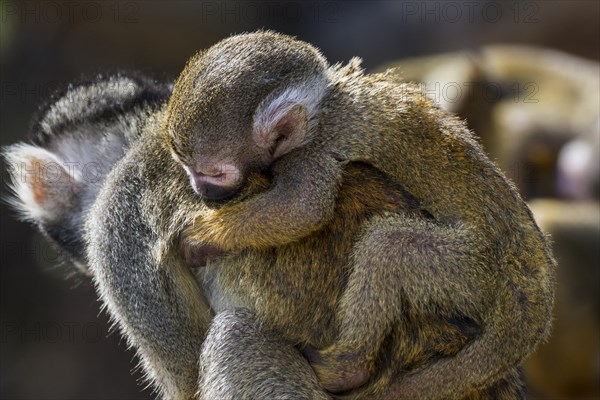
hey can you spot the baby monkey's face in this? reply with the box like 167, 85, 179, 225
166, 118, 280, 201
164, 32, 329, 201
165, 85, 316, 202
165, 84, 273, 201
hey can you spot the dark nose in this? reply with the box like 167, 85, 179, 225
193, 181, 237, 201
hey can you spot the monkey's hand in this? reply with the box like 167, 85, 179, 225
303, 343, 373, 393
187, 151, 344, 251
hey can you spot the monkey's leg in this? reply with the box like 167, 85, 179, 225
199, 308, 331, 400
310, 216, 549, 400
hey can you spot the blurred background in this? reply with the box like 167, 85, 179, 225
0, 1, 598, 399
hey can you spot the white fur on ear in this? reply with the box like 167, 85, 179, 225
252, 73, 329, 158
3, 144, 80, 222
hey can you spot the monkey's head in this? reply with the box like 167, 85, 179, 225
165, 31, 330, 200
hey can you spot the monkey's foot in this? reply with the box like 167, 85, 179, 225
303, 345, 371, 393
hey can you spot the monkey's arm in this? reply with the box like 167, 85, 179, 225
188, 149, 344, 251
312, 216, 553, 399
86, 146, 211, 400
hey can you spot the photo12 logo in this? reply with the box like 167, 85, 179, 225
400, 1, 540, 24
1, 1, 140, 24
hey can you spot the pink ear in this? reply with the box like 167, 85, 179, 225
252, 74, 328, 160
4, 144, 80, 221
253, 99, 308, 160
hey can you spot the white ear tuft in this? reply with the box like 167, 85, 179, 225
253, 73, 328, 159
3, 144, 80, 222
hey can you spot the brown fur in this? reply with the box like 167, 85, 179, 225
163, 32, 554, 399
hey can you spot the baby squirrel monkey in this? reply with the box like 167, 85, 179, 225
165, 31, 555, 398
